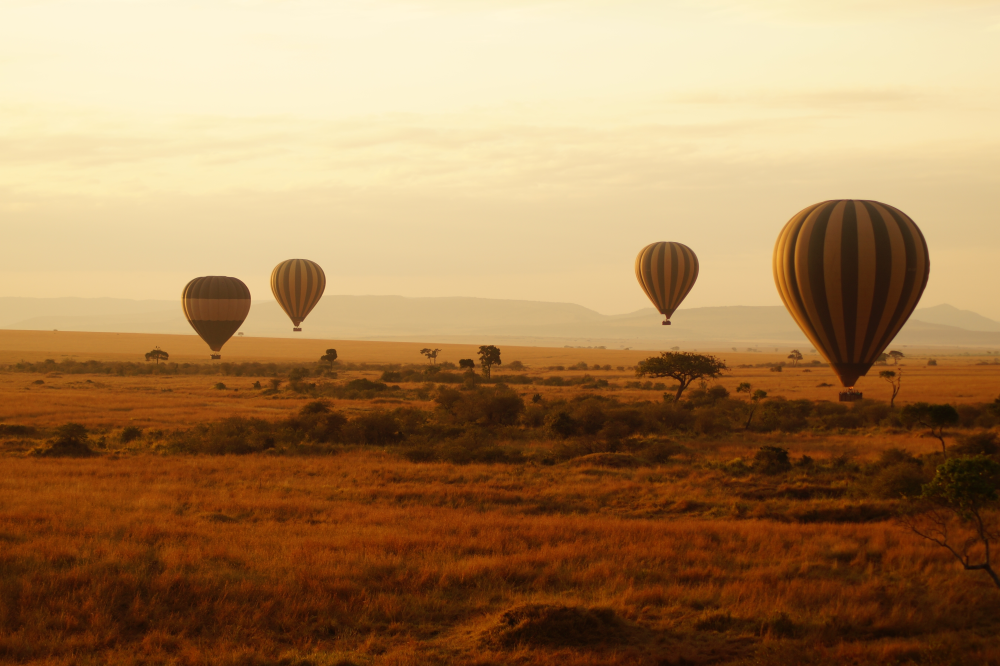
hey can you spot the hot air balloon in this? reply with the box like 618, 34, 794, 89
181, 276, 251, 359
635, 242, 699, 325
270, 259, 326, 332
773, 200, 929, 399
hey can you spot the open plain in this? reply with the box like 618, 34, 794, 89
2, 331, 1000, 665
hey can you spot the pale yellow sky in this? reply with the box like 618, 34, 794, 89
2, 0, 999, 316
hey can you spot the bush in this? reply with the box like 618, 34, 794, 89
435, 385, 525, 426
342, 411, 403, 446
869, 463, 928, 498
548, 411, 579, 438
954, 430, 1000, 456
119, 426, 143, 444
754, 398, 811, 432
34, 423, 94, 457
753, 446, 792, 474
173, 417, 277, 455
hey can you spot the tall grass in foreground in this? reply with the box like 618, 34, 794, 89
1, 454, 998, 665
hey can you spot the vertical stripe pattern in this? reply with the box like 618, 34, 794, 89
181, 276, 252, 353
635, 242, 700, 323
270, 259, 326, 329
773, 200, 930, 388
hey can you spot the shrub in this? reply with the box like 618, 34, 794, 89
342, 411, 403, 446
522, 405, 546, 428
214, 382, 227, 390
175, 417, 277, 455
300, 400, 331, 415
954, 430, 1000, 457
755, 398, 811, 432
869, 463, 928, 498
753, 446, 792, 474
119, 426, 143, 444
548, 411, 579, 438
34, 423, 94, 457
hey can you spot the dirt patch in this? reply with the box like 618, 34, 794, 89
482, 604, 643, 648
570, 452, 641, 468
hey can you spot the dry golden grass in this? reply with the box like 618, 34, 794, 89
4, 333, 1000, 663
2, 452, 999, 665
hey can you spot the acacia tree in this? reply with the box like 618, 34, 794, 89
901, 456, 1000, 589
879, 369, 902, 408
420, 348, 442, 365
736, 382, 767, 430
903, 402, 960, 456
144, 347, 169, 364
889, 350, 905, 365
787, 349, 803, 367
636, 351, 728, 402
478, 345, 501, 379
320, 349, 338, 369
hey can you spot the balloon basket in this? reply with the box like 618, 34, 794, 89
839, 390, 863, 402
211, 354, 221, 360
662, 320, 671, 326
293, 328, 302, 332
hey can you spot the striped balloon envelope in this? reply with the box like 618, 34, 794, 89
181, 276, 252, 359
270, 259, 326, 331
635, 242, 699, 325
773, 200, 930, 388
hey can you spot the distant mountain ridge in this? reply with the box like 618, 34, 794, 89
1, 296, 999, 350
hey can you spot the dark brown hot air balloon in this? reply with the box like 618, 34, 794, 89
181, 276, 251, 359
270, 259, 326, 332
773, 200, 929, 393
635, 242, 699, 325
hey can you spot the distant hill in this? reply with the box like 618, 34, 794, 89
3, 296, 1000, 350
909, 303, 1000, 332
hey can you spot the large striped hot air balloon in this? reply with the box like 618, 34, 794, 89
270, 259, 326, 332
635, 242, 699, 325
181, 276, 251, 359
773, 200, 930, 391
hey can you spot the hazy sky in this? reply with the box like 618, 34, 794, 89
3, 0, 999, 316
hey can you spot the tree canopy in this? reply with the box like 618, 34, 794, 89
477, 345, 502, 379
636, 351, 728, 402
144, 347, 169, 364
320, 349, 338, 369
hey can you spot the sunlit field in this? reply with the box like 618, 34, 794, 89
3, 331, 1000, 664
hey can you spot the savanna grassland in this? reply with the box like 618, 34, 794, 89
3, 332, 1000, 665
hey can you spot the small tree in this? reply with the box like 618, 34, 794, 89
145, 347, 169, 364
636, 352, 728, 402
737, 382, 767, 430
875, 353, 890, 365
420, 348, 442, 365
787, 349, 803, 367
879, 369, 902, 408
320, 349, 338, 369
901, 456, 1000, 589
478, 345, 502, 379
903, 403, 960, 456
889, 350, 905, 365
